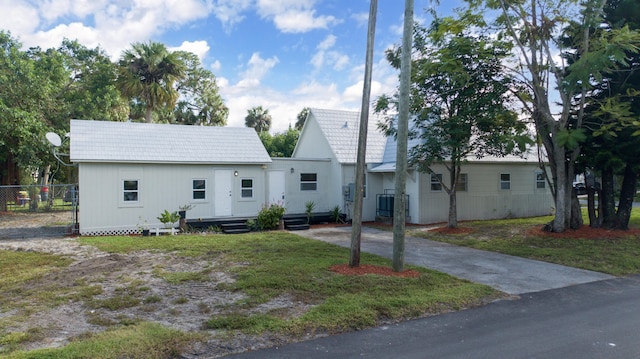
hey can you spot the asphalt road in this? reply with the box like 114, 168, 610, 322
230, 275, 640, 359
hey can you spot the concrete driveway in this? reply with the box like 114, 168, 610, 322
295, 226, 614, 295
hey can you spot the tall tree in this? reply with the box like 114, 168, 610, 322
575, 0, 640, 229
377, 11, 531, 229
467, 0, 640, 232
259, 128, 299, 157
245, 106, 272, 133
173, 51, 228, 126
57, 39, 129, 124
295, 107, 310, 130
0, 32, 64, 185
117, 41, 185, 123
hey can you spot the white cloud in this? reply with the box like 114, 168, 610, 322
351, 12, 369, 28
7, 0, 211, 60
236, 52, 279, 88
210, 60, 222, 72
311, 35, 349, 71
256, 0, 340, 33
1, 2, 40, 34
169, 40, 210, 61
210, 0, 252, 31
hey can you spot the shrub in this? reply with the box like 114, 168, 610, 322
305, 201, 316, 224
257, 203, 286, 230
329, 205, 342, 223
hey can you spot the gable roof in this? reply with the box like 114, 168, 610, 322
300, 108, 387, 164
70, 120, 271, 164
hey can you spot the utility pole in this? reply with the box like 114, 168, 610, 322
350, 0, 378, 268
393, 0, 414, 272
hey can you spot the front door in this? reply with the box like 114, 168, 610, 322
214, 170, 232, 216
268, 171, 286, 207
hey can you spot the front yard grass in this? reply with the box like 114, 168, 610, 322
1, 232, 500, 358
409, 212, 640, 276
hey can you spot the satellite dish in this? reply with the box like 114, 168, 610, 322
46, 132, 62, 147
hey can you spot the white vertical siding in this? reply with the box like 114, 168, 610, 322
78, 163, 269, 235
417, 163, 554, 224
268, 158, 332, 215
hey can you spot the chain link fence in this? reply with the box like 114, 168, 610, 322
0, 184, 77, 212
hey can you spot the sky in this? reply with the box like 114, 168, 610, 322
3, 0, 463, 133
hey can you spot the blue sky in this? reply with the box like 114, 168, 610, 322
4, 0, 462, 132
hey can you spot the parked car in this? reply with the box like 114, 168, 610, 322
573, 182, 587, 195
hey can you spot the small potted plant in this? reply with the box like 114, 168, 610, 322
178, 204, 194, 219
157, 210, 180, 229
137, 216, 150, 236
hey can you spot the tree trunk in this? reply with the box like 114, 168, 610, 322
145, 106, 153, 123
600, 167, 617, 229
551, 148, 569, 232
587, 185, 602, 228
570, 194, 583, 229
616, 164, 638, 230
448, 190, 458, 228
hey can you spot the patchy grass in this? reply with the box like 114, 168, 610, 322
5, 322, 202, 359
80, 232, 500, 335
1, 231, 501, 357
409, 212, 640, 276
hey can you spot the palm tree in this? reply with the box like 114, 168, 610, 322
245, 106, 272, 133
118, 41, 185, 123
295, 107, 310, 130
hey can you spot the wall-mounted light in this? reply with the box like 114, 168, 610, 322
290, 168, 294, 174
261, 164, 268, 169
234, 170, 239, 177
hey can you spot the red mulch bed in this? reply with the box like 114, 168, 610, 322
527, 226, 640, 239
329, 263, 420, 278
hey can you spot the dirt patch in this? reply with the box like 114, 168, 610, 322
330, 264, 420, 278
0, 212, 314, 358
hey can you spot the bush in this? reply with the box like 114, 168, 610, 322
257, 203, 285, 230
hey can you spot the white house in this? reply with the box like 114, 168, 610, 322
70, 120, 273, 235
294, 108, 555, 224
70, 109, 554, 235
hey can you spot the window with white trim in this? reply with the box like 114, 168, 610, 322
193, 179, 206, 200
535, 172, 546, 189
241, 179, 253, 198
455, 173, 468, 192
300, 173, 317, 191
123, 180, 139, 202
500, 173, 511, 190
431, 174, 442, 191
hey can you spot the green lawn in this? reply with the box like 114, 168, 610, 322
1, 232, 500, 358
409, 211, 640, 276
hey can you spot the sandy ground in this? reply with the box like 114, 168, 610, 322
0, 211, 311, 358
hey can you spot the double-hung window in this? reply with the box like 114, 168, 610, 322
455, 173, 468, 192
193, 179, 206, 200
535, 172, 546, 189
500, 174, 511, 190
241, 179, 253, 198
430, 174, 442, 191
300, 173, 317, 191
123, 180, 139, 202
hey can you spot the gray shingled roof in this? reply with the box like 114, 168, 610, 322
309, 108, 387, 164
70, 120, 272, 164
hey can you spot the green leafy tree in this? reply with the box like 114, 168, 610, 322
573, 0, 640, 229
0, 32, 63, 186
295, 107, 310, 130
259, 128, 299, 157
245, 106, 272, 133
376, 11, 531, 228
57, 39, 129, 123
172, 51, 228, 126
466, 0, 640, 232
117, 41, 185, 123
